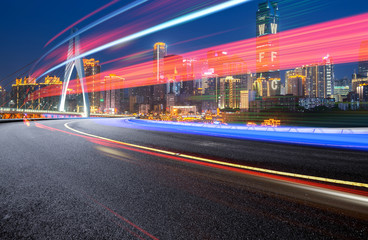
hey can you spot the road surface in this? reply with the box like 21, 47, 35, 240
0, 118, 367, 239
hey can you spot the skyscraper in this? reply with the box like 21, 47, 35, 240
11, 77, 37, 109
83, 58, 101, 113
219, 76, 241, 109
153, 42, 167, 83
285, 68, 306, 97
38, 75, 62, 110
152, 42, 167, 113
104, 74, 125, 114
256, 0, 280, 96
358, 40, 368, 78
322, 54, 334, 97
0, 86, 7, 107
304, 55, 334, 98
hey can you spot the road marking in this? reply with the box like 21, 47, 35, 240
64, 122, 368, 189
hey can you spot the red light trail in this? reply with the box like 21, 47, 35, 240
29, 12, 368, 101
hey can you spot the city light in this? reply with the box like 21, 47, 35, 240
1, 1, 368, 238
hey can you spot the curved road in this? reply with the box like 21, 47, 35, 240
0, 118, 367, 239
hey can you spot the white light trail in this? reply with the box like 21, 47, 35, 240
31, 0, 148, 76
36, 0, 251, 80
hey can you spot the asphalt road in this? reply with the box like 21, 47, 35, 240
0, 118, 367, 239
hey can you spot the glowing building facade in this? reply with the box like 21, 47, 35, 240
11, 77, 37, 109
285, 68, 306, 97
304, 55, 334, 98
219, 76, 241, 109
256, 0, 280, 96
83, 58, 101, 113
38, 76, 62, 111
152, 42, 168, 113
358, 40, 368, 78
104, 74, 125, 114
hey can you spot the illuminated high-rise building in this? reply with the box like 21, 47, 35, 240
357, 84, 368, 102
322, 54, 334, 97
38, 75, 62, 110
358, 40, 368, 78
0, 86, 7, 107
256, 0, 279, 37
153, 42, 167, 82
256, 0, 280, 96
219, 76, 241, 109
104, 74, 125, 114
152, 42, 168, 113
11, 77, 38, 109
83, 58, 101, 113
164, 54, 183, 95
285, 68, 306, 97
304, 55, 334, 98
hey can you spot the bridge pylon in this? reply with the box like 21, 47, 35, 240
59, 28, 90, 117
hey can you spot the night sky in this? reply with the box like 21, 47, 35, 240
1, 0, 368, 88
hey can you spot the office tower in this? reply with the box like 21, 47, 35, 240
153, 42, 167, 83
83, 58, 101, 113
357, 84, 368, 102
182, 58, 197, 95
152, 42, 167, 113
164, 54, 183, 95
304, 64, 326, 98
256, 0, 280, 96
38, 75, 62, 110
219, 76, 241, 109
240, 90, 256, 111
0, 86, 7, 107
285, 68, 306, 96
304, 55, 334, 98
352, 73, 368, 93
358, 40, 368, 78
11, 77, 38, 109
322, 54, 334, 97
104, 74, 124, 114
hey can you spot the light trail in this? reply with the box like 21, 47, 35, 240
35, 0, 252, 81
64, 120, 368, 189
98, 117, 368, 150
31, 0, 148, 77
33, 121, 368, 217
28, 11, 368, 102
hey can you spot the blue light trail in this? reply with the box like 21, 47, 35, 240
94, 118, 368, 151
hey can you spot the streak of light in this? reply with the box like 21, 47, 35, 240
120, 119, 368, 151
33, 121, 368, 216
44, 0, 120, 47
63, 121, 368, 191
28, 11, 368, 101
101, 28, 239, 66
31, 0, 147, 77
35, 0, 252, 80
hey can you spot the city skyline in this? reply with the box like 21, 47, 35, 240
2, 0, 368, 116
1, 0, 368, 86
1, 2, 368, 238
